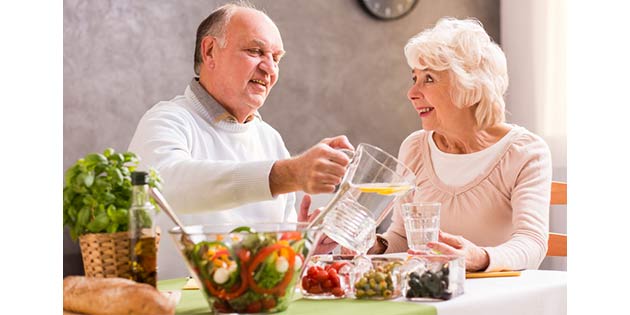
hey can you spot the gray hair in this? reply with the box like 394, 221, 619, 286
404, 17, 508, 129
193, 1, 256, 75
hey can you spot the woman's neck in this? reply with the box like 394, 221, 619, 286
432, 123, 512, 154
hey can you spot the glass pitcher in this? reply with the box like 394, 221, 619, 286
308, 143, 415, 257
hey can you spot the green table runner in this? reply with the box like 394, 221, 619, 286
159, 278, 436, 315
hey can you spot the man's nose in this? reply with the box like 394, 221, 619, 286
259, 55, 278, 76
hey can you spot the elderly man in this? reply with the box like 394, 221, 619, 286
128, 2, 352, 230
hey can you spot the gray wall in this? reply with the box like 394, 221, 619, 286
63, 0, 500, 277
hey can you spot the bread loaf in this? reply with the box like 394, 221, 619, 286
63, 276, 175, 315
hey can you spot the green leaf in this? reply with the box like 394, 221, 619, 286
86, 211, 109, 232
85, 153, 107, 165
123, 152, 137, 162
103, 148, 115, 157
112, 168, 123, 185
110, 153, 124, 163
106, 204, 116, 220
107, 223, 119, 233
77, 207, 90, 227
115, 209, 129, 225
83, 171, 95, 187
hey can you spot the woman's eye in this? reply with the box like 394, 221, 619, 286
425, 75, 434, 83
412, 76, 417, 83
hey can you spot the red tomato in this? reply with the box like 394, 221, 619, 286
322, 279, 333, 289
213, 300, 232, 313
331, 261, 349, 272
316, 270, 329, 282
307, 266, 318, 278
330, 275, 341, 288
327, 268, 338, 279
308, 284, 323, 294
301, 276, 311, 290
246, 301, 262, 313
262, 298, 276, 310
331, 287, 345, 297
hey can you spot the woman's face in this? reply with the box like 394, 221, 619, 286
407, 68, 468, 132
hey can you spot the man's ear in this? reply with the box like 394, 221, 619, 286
200, 36, 216, 69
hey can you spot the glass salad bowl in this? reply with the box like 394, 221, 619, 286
169, 223, 322, 314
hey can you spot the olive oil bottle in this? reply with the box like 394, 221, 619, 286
128, 171, 158, 287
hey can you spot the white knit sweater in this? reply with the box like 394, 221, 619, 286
128, 79, 297, 226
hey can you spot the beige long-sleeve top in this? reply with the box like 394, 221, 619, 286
381, 126, 552, 271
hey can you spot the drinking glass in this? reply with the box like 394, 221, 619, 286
401, 202, 441, 253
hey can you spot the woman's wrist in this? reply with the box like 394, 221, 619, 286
472, 248, 490, 271
368, 235, 389, 254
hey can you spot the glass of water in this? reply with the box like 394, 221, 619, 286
401, 202, 441, 253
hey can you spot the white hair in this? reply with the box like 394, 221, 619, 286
404, 17, 508, 129
193, 1, 257, 75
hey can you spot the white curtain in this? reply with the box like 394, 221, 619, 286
500, 0, 567, 173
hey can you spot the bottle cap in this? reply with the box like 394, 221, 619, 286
131, 171, 149, 185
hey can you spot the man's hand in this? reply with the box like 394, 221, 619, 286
298, 194, 338, 254
270, 135, 354, 195
413, 230, 490, 272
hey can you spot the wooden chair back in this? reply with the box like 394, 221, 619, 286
547, 181, 567, 256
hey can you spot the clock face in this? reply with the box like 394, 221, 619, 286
360, 0, 419, 20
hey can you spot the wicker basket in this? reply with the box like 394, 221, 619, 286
78, 229, 161, 278
79, 231, 131, 278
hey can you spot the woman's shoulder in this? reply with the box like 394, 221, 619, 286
400, 129, 429, 152
398, 130, 429, 170
507, 125, 551, 155
501, 125, 552, 173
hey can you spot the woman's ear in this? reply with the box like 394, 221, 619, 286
200, 36, 216, 69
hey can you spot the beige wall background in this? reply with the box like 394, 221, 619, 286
63, 0, 536, 277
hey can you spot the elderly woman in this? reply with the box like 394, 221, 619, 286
370, 17, 552, 272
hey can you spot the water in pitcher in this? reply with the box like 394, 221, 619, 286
322, 182, 413, 254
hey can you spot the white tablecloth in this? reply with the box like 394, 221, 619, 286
412, 270, 567, 315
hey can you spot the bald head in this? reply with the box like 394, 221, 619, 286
195, 4, 285, 123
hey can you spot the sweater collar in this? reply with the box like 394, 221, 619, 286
188, 77, 261, 124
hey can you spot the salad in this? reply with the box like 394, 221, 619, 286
184, 228, 308, 313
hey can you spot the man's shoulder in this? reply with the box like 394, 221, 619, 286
253, 118, 284, 140
144, 95, 195, 119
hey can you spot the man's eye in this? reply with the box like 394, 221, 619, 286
247, 48, 262, 55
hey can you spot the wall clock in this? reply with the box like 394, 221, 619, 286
359, 0, 419, 20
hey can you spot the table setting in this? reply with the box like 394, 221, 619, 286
62, 144, 566, 315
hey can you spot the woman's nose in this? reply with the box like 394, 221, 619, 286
407, 84, 422, 101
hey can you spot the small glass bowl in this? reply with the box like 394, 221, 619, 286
401, 254, 465, 301
300, 255, 353, 299
351, 257, 404, 300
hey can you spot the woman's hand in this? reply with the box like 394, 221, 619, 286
298, 195, 338, 254
424, 230, 490, 272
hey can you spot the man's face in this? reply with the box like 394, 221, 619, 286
210, 9, 285, 119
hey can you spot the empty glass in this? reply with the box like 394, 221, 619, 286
402, 202, 441, 253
